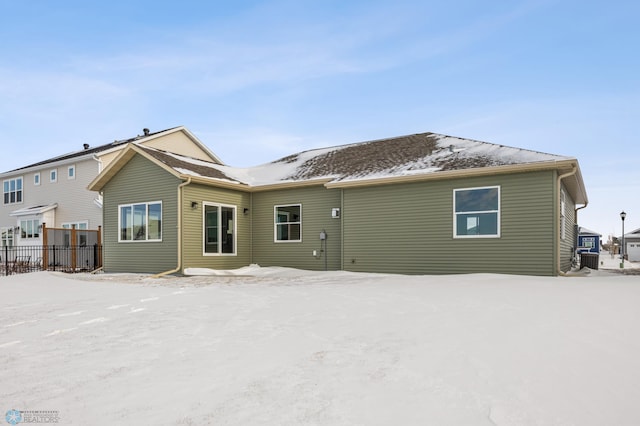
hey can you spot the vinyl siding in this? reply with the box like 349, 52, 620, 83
0, 158, 102, 231
342, 170, 558, 276
102, 155, 180, 273
144, 132, 215, 162
252, 186, 342, 270
559, 181, 577, 272
181, 184, 251, 270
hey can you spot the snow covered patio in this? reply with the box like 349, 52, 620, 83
1, 264, 640, 425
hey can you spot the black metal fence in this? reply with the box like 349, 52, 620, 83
1, 244, 102, 276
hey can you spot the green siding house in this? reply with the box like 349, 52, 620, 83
88, 132, 588, 276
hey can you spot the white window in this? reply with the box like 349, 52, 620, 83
50, 169, 57, 183
20, 219, 41, 239
34, 173, 40, 186
274, 204, 302, 242
1, 227, 15, 247
62, 221, 88, 230
454, 186, 500, 238
62, 222, 89, 247
68, 165, 76, 180
3, 177, 23, 204
119, 201, 162, 242
203, 203, 236, 255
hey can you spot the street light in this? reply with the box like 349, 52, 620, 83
620, 211, 627, 268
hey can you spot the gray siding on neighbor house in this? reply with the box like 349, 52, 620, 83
181, 184, 251, 271
251, 185, 342, 270
342, 170, 558, 276
102, 155, 180, 273
0, 158, 103, 231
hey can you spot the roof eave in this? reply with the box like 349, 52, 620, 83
183, 175, 251, 192
251, 178, 334, 192
88, 144, 183, 192
325, 159, 585, 190
1, 152, 98, 178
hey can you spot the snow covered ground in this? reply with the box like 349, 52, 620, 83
1, 255, 639, 425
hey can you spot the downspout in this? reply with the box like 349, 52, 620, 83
249, 193, 253, 265
340, 188, 344, 271
153, 177, 192, 278
556, 165, 577, 276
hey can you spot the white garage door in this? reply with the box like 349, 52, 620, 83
627, 242, 640, 262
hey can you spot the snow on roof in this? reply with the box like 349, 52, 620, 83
10, 203, 58, 217
579, 227, 602, 236
137, 132, 572, 188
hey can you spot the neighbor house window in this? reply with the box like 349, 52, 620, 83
1, 228, 15, 247
34, 173, 40, 186
203, 203, 236, 255
119, 201, 162, 242
68, 165, 76, 180
20, 219, 41, 239
3, 177, 23, 204
50, 169, 57, 183
454, 186, 500, 238
275, 204, 301, 242
582, 237, 594, 249
62, 222, 89, 246
62, 221, 88, 230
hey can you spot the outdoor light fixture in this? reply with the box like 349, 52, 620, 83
191, 201, 198, 209
243, 208, 249, 215
620, 211, 626, 267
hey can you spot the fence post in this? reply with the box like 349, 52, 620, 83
4, 245, 7, 276
42, 222, 48, 271
71, 225, 77, 272
52, 245, 56, 271
97, 226, 103, 269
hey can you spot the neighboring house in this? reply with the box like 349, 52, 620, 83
1, 127, 222, 248
624, 228, 640, 262
89, 131, 589, 276
577, 227, 601, 254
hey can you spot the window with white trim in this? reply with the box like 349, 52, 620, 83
203, 203, 236, 255
50, 169, 57, 183
34, 173, 40, 186
62, 222, 89, 247
68, 165, 76, 180
3, 177, 23, 204
454, 186, 500, 238
62, 221, 88, 230
1, 227, 15, 247
275, 204, 301, 242
119, 201, 162, 242
20, 219, 41, 239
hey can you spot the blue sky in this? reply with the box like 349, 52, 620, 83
1, 0, 638, 238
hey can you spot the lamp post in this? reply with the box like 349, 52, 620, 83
620, 211, 626, 268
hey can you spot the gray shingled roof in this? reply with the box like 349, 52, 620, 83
140, 132, 572, 187
137, 146, 240, 182
277, 132, 552, 181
